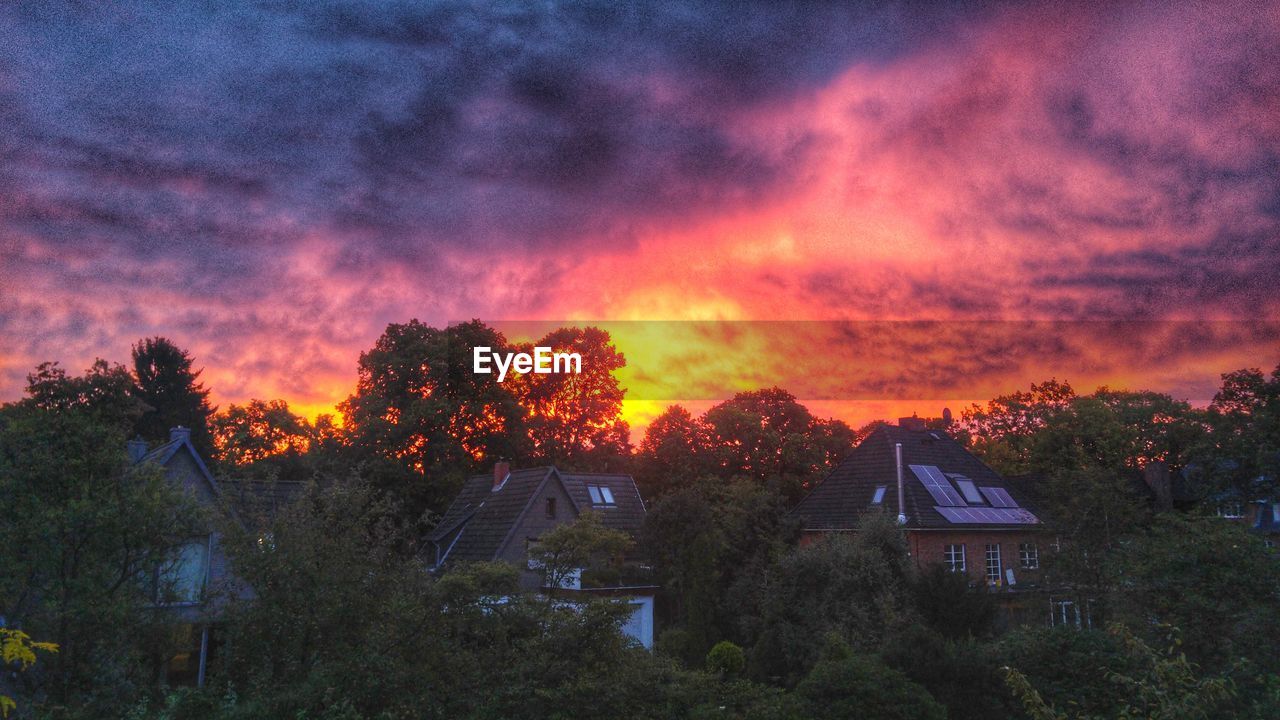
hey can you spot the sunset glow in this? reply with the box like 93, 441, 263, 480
2, 1, 1277, 436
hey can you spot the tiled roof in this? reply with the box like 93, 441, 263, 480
791, 424, 1045, 530
561, 471, 646, 533
221, 478, 307, 520
430, 466, 646, 566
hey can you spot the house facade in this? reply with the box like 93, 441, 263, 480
791, 418, 1057, 628
429, 463, 656, 648
128, 426, 241, 687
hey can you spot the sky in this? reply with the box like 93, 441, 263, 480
2, 1, 1278, 435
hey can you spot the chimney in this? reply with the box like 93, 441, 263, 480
493, 460, 511, 490
1143, 461, 1173, 512
169, 426, 191, 444
898, 416, 927, 432
895, 442, 907, 526
127, 437, 148, 463
942, 407, 953, 426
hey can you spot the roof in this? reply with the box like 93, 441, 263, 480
132, 435, 221, 500
221, 478, 307, 520
429, 466, 646, 566
791, 424, 1045, 531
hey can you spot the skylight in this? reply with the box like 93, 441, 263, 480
871, 486, 887, 504
950, 475, 984, 504
587, 485, 616, 506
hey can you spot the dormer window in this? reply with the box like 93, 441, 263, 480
587, 485, 615, 506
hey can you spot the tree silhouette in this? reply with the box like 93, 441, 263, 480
130, 337, 215, 458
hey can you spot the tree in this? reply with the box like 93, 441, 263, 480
1, 629, 58, 719
528, 511, 631, 591
215, 477, 454, 717
634, 389, 854, 504
1194, 363, 1280, 498
0, 361, 202, 714
961, 379, 1077, 475
211, 399, 313, 466
131, 337, 216, 458
340, 319, 530, 521
511, 326, 631, 470
634, 405, 711, 499
742, 516, 914, 684
1107, 514, 1280, 676
795, 639, 946, 720
642, 479, 795, 667
1004, 625, 1239, 720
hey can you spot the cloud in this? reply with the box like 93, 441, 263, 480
1, 0, 1277, 429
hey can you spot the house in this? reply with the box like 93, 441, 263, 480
127, 426, 242, 687
791, 417, 1058, 628
429, 462, 656, 648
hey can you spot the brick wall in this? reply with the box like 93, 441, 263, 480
907, 529, 1048, 588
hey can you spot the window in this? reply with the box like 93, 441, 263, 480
951, 476, 984, 504
587, 485, 616, 506
943, 544, 966, 572
871, 486, 887, 504
1050, 597, 1095, 629
157, 537, 209, 605
985, 543, 1002, 585
1217, 502, 1244, 519
1019, 542, 1039, 570
545, 496, 557, 518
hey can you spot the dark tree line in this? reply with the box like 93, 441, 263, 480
4, 326, 1280, 719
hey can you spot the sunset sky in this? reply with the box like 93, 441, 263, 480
2, 1, 1278, 435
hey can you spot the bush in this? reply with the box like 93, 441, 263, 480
706, 641, 747, 677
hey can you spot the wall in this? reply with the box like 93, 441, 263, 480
907, 529, 1048, 589
497, 475, 580, 590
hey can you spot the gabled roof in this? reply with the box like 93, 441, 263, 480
132, 435, 221, 499
792, 424, 1045, 530
430, 466, 646, 567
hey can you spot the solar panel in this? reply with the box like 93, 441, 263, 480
935, 506, 1040, 524
909, 465, 967, 507
979, 487, 1017, 508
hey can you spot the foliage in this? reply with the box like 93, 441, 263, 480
1107, 513, 1280, 675
961, 379, 1077, 474
794, 639, 946, 720
642, 479, 795, 666
912, 562, 997, 640
131, 337, 216, 459
881, 625, 1012, 720
1195, 363, 1280, 498
510, 326, 632, 470
741, 515, 914, 685
1, 628, 58, 719
215, 476, 447, 714
706, 641, 746, 677
529, 511, 631, 591
211, 399, 314, 467
1004, 624, 1239, 720
339, 319, 531, 519
634, 389, 853, 502
997, 626, 1136, 718
0, 360, 204, 716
